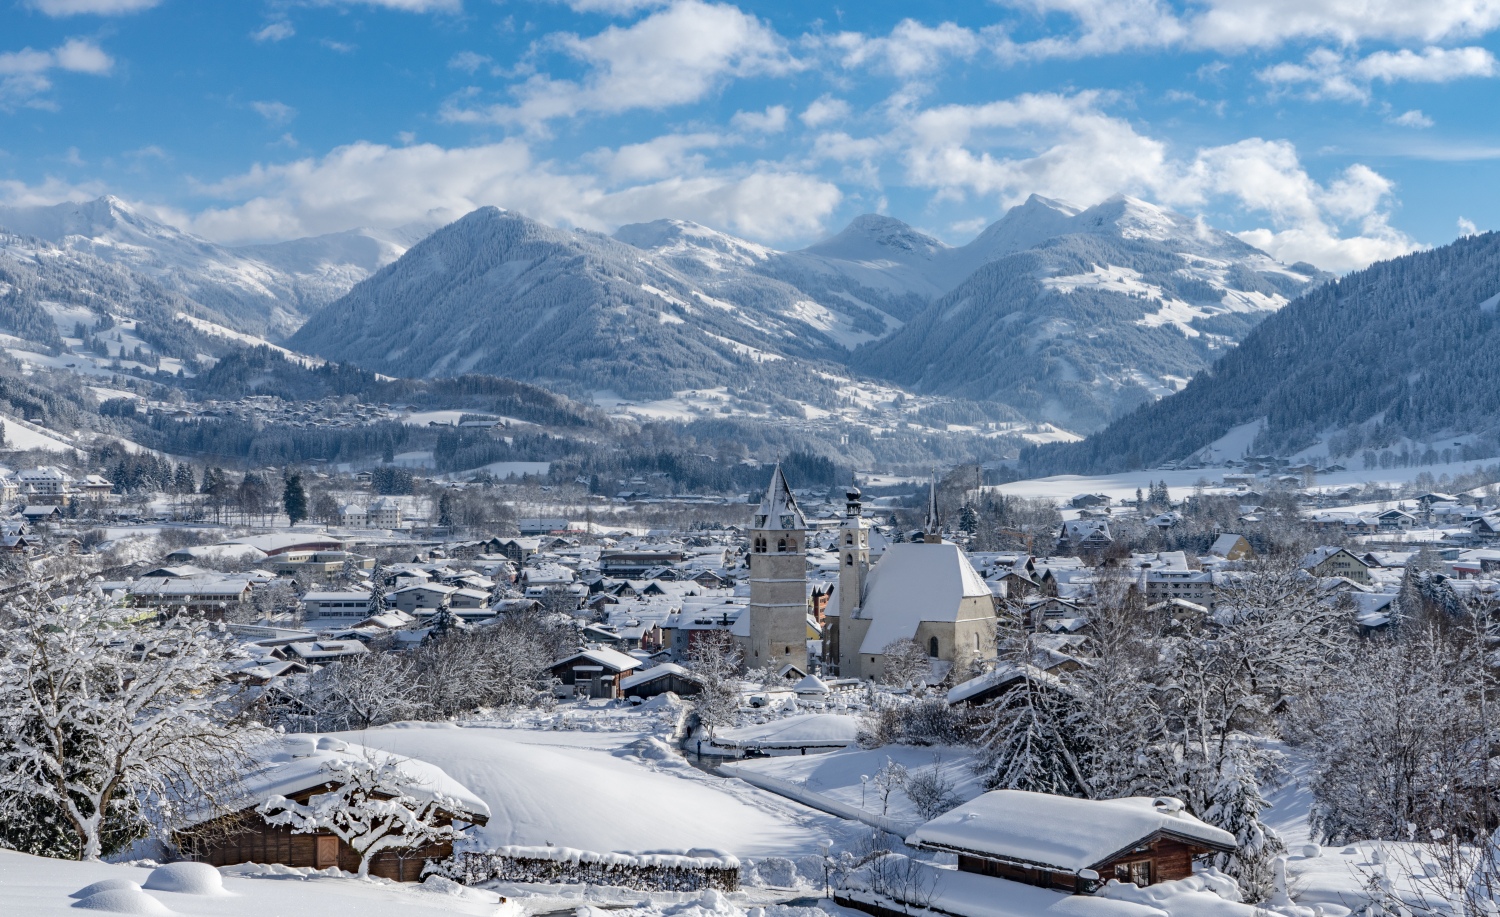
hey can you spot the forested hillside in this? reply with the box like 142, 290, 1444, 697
1023, 231, 1500, 473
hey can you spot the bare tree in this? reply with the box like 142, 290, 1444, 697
684, 631, 742, 737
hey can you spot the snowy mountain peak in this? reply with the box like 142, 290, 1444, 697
614, 219, 776, 266
799, 214, 948, 265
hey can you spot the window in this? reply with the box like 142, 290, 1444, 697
1115, 861, 1151, 887
778, 538, 787, 552
846, 555, 853, 566
928, 636, 939, 657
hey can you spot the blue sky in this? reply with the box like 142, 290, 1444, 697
3, 0, 1499, 270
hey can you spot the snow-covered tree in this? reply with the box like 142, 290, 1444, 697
368, 559, 389, 615
880, 638, 932, 692
258, 752, 469, 878
0, 590, 260, 860
976, 666, 1088, 796
684, 631, 741, 737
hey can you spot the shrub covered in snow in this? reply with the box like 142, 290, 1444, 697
439, 846, 741, 892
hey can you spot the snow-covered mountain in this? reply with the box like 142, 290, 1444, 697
0, 197, 424, 337
287, 207, 868, 401
854, 195, 1328, 431
197, 193, 1323, 432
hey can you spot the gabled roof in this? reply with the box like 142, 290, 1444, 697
553, 646, 642, 673
857, 542, 993, 654
907, 791, 1235, 872
752, 464, 807, 532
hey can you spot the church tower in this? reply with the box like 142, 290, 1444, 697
832, 486, 870, 676
747, 464, 809, 673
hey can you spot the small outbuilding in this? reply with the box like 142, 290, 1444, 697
905, 790, 1236, 893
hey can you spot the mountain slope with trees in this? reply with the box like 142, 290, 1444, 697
1022, 230, 1500, 473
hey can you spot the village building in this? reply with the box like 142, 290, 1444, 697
826, 487, 996, 681
176, 735, 489, 881
905, 790, 1236, 894
1300, 545, 1373, 584
550, 647, 643, 699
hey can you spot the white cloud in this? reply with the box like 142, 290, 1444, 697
800, 95, 850, 128
899, 90, 1415, 271
997, 0, 1500, 58
730, 105, 787, 133
587, 131, 724, 182
1459, 216, 1479, 236
252, 22, 295, 42
185, 139, 839, 245
250, 101, 297, 126
441, 1, 796, 130
24, 0, 159, 15
0, 38, 112, 108
0, 175, 106, 207
315, 0, 461, 11
1259, 45, 1497, 101
555, 0, 669, 12
826, 19, 981, 77
448, 51, 492, 74
1389, 109, 1434, 128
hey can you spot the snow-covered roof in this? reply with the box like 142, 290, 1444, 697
856, 542, 992, 654
180, 735, 489, 828
620, 662, 696, 690
906, 791, 1235, 871
752, 464, 807, 531
554, 646, 642, 673
713, 713, 860, 749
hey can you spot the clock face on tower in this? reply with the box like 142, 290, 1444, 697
780, 515, 795, 529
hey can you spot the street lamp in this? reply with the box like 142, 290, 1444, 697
818, 839, 833, 899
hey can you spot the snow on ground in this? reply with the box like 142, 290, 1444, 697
0, 411, 79, 454
173, 312, 325, 368
993, 457, 1500, 508
334, 721, 860, 857
725, 745, 983, 828
0, 849, 509, 917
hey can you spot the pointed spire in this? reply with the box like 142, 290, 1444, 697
754, 463, 807, 531
921, 469, 943, 543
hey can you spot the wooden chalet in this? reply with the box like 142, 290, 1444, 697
175, 735, 490, 882
905, 790, 1236, 894
549, 646, 642, 699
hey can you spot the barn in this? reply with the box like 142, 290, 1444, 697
174, 735, 489, 882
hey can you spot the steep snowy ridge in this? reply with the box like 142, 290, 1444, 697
854, 195, 1328, 431
0, 197, 424, 337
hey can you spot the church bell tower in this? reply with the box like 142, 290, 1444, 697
747, 464, 809, 673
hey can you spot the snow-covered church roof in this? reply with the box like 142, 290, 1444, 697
753, 464, 807, 531
907, 791, 1235, 871
856, 542, 992, 654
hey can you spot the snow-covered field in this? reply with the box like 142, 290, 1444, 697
992, 457, 1500, 507
0, 851, 508, 917
335, 721, 861, 857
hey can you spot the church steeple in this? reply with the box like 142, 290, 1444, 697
922, 470, 941, 543
745, 464, 809, 674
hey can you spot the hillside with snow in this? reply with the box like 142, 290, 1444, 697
855, 196, 1326, 431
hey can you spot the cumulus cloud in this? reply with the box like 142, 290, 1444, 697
0, 38, 112, 108
0, 175, 107, 207
730, 105, 788, 133
185, 139, 840, 245
315, 0, 461, 11
555, 0, 670, 12
800, 95, 851, 127
1258, 45, 1497, 101
24, 0, 158, 15
997, 0, 1500, 57
899, 90, 1415, 270
1459, 216, 1479, 236
441, 1, 796, 130
824, 19, 981, 77
1389, 109, 1434, 127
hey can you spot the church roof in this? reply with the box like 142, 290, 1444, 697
753, 464, 807, 531
857, 542, 993, 654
